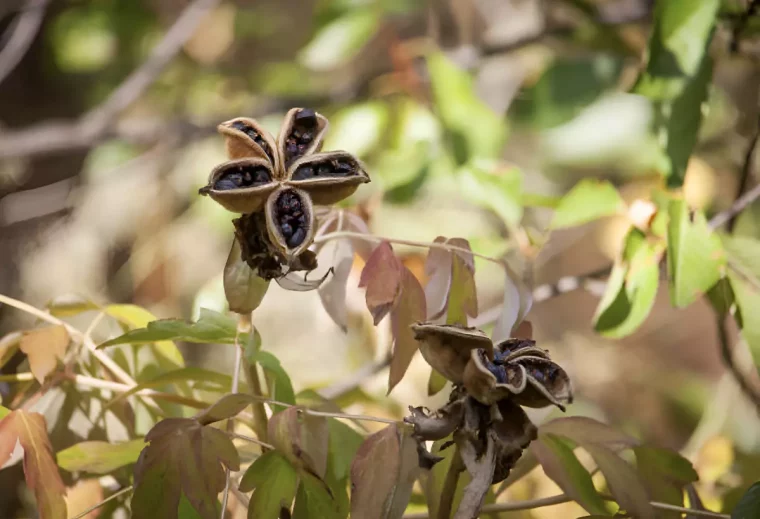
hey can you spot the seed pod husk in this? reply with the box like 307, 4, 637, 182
217, 117, 279, 168
411, 323, 493, 385
491, 399, 537, 483
200, 158, 276, 213
464, 349, 527, 405
277, 107, 329, 168
265, 186, 316, 260
286, 151, 371, 206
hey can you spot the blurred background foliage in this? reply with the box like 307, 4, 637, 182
1, 0, 760, 517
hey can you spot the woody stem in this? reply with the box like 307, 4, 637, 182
239, 312, 269, 442
438, 447, 465, 519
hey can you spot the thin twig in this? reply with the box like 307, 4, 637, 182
238, 313, 269, 443
221, 321, 245, 519
304, 409, 396, 424
0, 0, 51, 85
716, 310, 760, 411
227, 431, 274, 450
69, 485, 134, 519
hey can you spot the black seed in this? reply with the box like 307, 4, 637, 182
293, 108, 317, 129
486, 363, 507, 383
214, 178, 241, 190
288, 227, 306, 248
230, 121, 274, 160
291, 165, 314, 181
281, 223, 293, 238
532, 369, 545, 382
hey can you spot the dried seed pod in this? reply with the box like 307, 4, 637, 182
218, 117, 279, 168
265, 187, 316, 259
411, 323, 493, 385
286, 151, 371, 206
277, 107, 329, 167
491, 399, 537, 483
464, 339, 572, 410
200, 158, 277, 213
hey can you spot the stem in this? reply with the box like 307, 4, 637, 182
438, 448, 464, 519
716, 312, 760, 411
221, 325, 245, 519
239, 313, 269, 442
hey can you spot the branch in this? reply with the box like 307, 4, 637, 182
716, 300, 760, 411
0, 0, 51, 85
221, 318, 246, 519
0, 0, 220, 159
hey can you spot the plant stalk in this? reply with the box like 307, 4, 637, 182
438, 447, 465, 519
239, 312, 269, 442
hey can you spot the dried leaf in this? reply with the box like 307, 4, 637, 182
0, 410, 67, 519
131, 418, 239, 519
359, 241, 404, 324
584, 443, 653, 518
318, 238, 355, 331
57, 439, 145, 474
388, 267, 427, 393
239, 450, 298, 519
20, 325, 70, 383
492, 263, 532, 343
424, 237, 453, 321
350, 423, 420, 519
224, 238, 270, 314
268, 407, 329, 479
531, 433, 609, 516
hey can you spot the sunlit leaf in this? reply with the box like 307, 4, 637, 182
299, 11, 379, 71
131, 418, 239, 519
446, 238, 477, 326
388, 267, 427, 393
19, 325, 69, 383
65, 478, 103, 519
594, 229, 662, 338
550, 179, 625, 229
722, 235, 760, 279
292, 471, 341, 519
585, 443, 653, 517
250, 350, 296, 412
427, 369, 448, 397
0, 410, 67, 519
194, 393, 252, 425
223, 239, 270, 314
105, 304, 185, 368
731, 481, 760, 519
634, 446, 698, 517
269, 407, 329, 479
532, 433, 609, 516
350, 422, 420, 519
667, 199, 725, 307
728, 270, 760, 367
359, 242, 404, 325
318, 238, 354, 331
460, 165, 523, 227
541, 417, 639, 450
57, 439, 145, 474
239, 450, 298, 519
99, 309, 237, 348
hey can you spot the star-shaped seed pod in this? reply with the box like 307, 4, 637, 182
411, 322, 572, 411
464, 338, 572, 410
199, 108, 370, 261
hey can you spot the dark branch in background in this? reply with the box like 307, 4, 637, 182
0, 0, 51, 85
0, 0, 221, 159
716, 314, 760, 410
729, 0, 760, 53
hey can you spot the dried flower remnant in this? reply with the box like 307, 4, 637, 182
200, 108, 370, 260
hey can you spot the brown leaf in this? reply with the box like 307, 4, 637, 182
350, 423, 420, 519
388, 267, 427, 393
318, 239, 355, 331
131, 418, 239, 519
20, 325, 70, 383
424, 237, 453, 321
492, 263, 532, 343
194, 393, 251, 425
0, 410, 67, 519
359, 241, 404, 325
540, 417, 639, 450
65, 479, 103, 519
268, 407, 329, 479
223, 238, 270, 314
584, 443, 653, 518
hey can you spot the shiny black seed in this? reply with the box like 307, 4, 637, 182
280, 223, 293, 238
317, 165, 331, 176
532, 369, 545, 382
231, 121, 273, 159
293, 108, 317, 129
291, 165, 314, 181
288, 227, 306, 248
214, 178, 241, 190
486, 363, 507, 383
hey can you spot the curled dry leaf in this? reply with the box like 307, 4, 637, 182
318, 238, 354, 331
0, 410, 67, 519
223, 238, 270, 313
491, 262, 532, 344
268, 406, 329, 479
388, 267, 427, 393
131, 418, 239, 519
20, 325, 70, 384
424, 237, 453, 321
359, 241, 404, 324
350, 422, 421, 519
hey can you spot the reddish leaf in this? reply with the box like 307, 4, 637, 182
131, 418, 239, 519
19, 325, 70, 383
424, 237, 453, 321
0, 410, 67, 519
584, 443, 653, 518
389, 267, 427, 393
350, 423, 420, 519
318, 239, 355, 331
359, 241, 404, 324
268, 407, 329, 479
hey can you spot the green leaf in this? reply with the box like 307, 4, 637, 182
584, 444, 653, 518
56, 439, 145, 474
667, 199, 725, 307
731, 481, 760, 518
99, 308, 237, 348
531, 433, 609, 516
239, 451, 298, 519
594, 229, 662, 337
633, 445, 697, 518
223, 239, 270, 314
445, 238, 477, 326
541, 417, 639, 450
722, 235, 760, 280
292, 472, 341, 519
727, 270, 760, 367
427, 51, 506, 161
299, 11, 379, 71
550, 179, 625, 229
195, 393, 252, 425
427, 369, 448, 396
105, 304, 186, 368
0, 406, 9, 419
459, 165, 523, 227
327, 420, 364, 483
269, 407, 329, 479
246, 350, 295, 412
